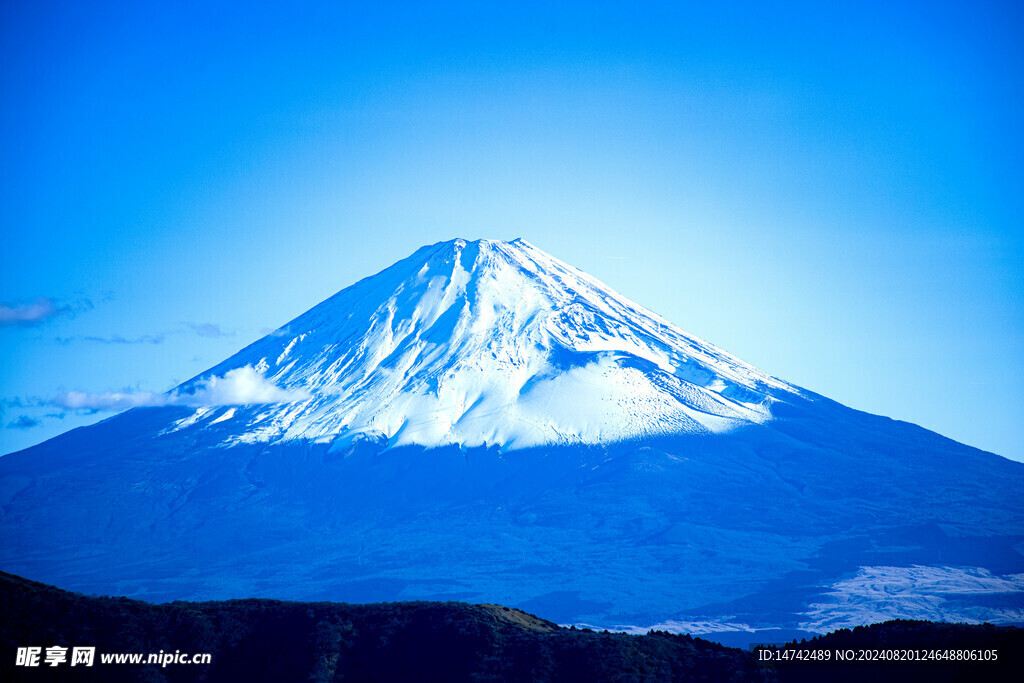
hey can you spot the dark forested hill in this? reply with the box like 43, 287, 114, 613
1, 571, 1020, 682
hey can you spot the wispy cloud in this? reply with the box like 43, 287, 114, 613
52, 366, 309, 412
1, 398, 60, 431
6, 415, 41, 430
56, 333, 166, 345
56, 322, 233, 345
0, 297, 91, 327
54, 390, 165, 411
0, 397, 47, 412
186, 322, 233, 338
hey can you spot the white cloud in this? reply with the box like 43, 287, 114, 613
54, 390, 165, 411
0, 297, 94, 327
0, 298, 67, 326
178, 366, 309, 406
53, 366, 309, 412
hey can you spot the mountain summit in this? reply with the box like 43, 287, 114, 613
178, 238, 788, 450
2, 238, 1022, 641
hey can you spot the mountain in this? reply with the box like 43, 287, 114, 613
2, 238, 1022, 641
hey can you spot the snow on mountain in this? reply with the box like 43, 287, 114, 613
170, 238, 791, 450
800, 565, 1024, 633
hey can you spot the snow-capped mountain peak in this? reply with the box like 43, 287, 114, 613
172, 238, 795, 450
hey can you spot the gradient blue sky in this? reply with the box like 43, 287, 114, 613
2, 1, 1022, 460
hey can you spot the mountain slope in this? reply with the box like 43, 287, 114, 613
1, 238, 1022, 637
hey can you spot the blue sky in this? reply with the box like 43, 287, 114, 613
2, 0, 1022, 460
